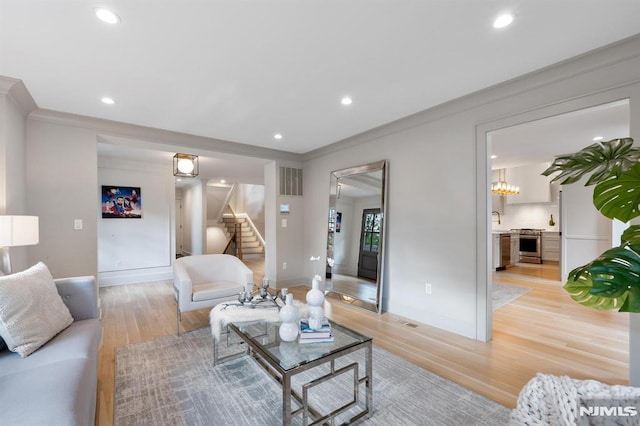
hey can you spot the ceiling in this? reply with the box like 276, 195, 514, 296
2, 1, 640, 157
490, 99, 630, 170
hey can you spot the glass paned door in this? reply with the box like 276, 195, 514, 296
358, 208, 381, 280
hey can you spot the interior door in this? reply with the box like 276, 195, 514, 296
358, 208, 381, 280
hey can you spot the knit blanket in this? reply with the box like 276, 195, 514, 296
509, 373, 640, 426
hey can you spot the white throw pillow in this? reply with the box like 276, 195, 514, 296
0, 262, 73, 357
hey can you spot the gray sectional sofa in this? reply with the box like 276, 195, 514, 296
0, 276, 102, 425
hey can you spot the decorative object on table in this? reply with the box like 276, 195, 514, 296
542, 137, 640, 312
260, 277, 270, 299
101, 186, 142, 218
548, 214, 555, 226
279, 287, 288, 301
245, 283, 254, 296
306, 274, 325, 330
278, 294, 299, 342
0, 215, 39, 275
299, 317, 334, 344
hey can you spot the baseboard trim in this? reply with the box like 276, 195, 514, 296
98, 266, 173, 287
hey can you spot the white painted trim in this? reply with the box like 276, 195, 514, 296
0, 76, 37, 116
562, 235, 610, 240
98, 266, 173, 287
29, 109, 300, 161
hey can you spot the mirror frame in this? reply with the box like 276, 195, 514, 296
325, 160, 388, 314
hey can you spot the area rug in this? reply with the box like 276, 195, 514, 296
115, 328, 510, 425
493, 283, 531, 310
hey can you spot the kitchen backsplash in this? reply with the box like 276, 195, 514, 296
493, 202, 560, 231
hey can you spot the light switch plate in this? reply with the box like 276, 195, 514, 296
282, 218, 287, 228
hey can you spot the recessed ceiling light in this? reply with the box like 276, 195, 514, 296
341, 96, 353, 105
593, 136, 604, 141
274, 133, 283, 140
101, 97, 115, 105
493, 13, 514, 29
491, 155, 497, 159
176, 178, 182, 182
220, 179, 226, 184
95, 8, 121, 24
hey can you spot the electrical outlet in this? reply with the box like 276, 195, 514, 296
282, 262, 288, 270
425, 283, 432, 295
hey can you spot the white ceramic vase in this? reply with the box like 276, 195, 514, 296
306, 276, 325, 330
279, 294, 299, 342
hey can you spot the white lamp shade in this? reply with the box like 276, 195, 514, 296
0, 216, 39, 247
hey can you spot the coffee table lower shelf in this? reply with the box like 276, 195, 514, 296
218, 321, 373, 426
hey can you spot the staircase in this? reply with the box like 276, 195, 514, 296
221, 214, 264, 258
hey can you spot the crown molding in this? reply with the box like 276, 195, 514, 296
302, 32, 640, 161
0, 76, 37, 117
28, 108, 302, 162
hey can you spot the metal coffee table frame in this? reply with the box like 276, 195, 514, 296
225, 321, 373, 426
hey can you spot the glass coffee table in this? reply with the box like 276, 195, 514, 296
217, 319, 373, 425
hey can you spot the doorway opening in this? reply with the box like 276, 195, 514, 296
482, 98, 630, 383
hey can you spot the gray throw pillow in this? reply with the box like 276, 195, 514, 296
0, 262, 74, 357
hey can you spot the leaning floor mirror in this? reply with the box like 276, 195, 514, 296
325, 160, 387, 313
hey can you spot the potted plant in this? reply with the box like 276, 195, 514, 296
542, 137, 640, 312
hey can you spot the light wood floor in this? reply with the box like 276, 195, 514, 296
96, 259, 628, 425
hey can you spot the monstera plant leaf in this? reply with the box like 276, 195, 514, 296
564, 269, 626, 311
542, 138, 640, 186
593, 162, 640, 222
621, 225, 640, 246
565, 244, 640, 312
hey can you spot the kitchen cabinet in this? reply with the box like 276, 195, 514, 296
493, 232, 513, 270
505, 162, 552, 204
510, 232, 520, 265
542, 232, 560, 262
492, 234, 500, 270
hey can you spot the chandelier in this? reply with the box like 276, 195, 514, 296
491, 169, 519, 196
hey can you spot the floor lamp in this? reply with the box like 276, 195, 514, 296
0, 215, 39, 275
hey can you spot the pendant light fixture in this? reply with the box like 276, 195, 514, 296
491, 168, 519, 196
173, 153, 199, 178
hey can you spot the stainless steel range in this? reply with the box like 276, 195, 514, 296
515, 228, 543, 264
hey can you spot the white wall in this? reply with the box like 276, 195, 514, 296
182, 180, 205, 255
26, 119, 98, 279
561, 176, 612, 282
232, 184, 265, 237
205, 185, 230, 253
264, 161, 305, 288
0, 84, 30, 272
97, 159, 174, 285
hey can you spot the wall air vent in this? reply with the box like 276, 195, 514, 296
279, 167, 303, 197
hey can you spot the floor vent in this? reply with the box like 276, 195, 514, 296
394, 319, 419, 328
